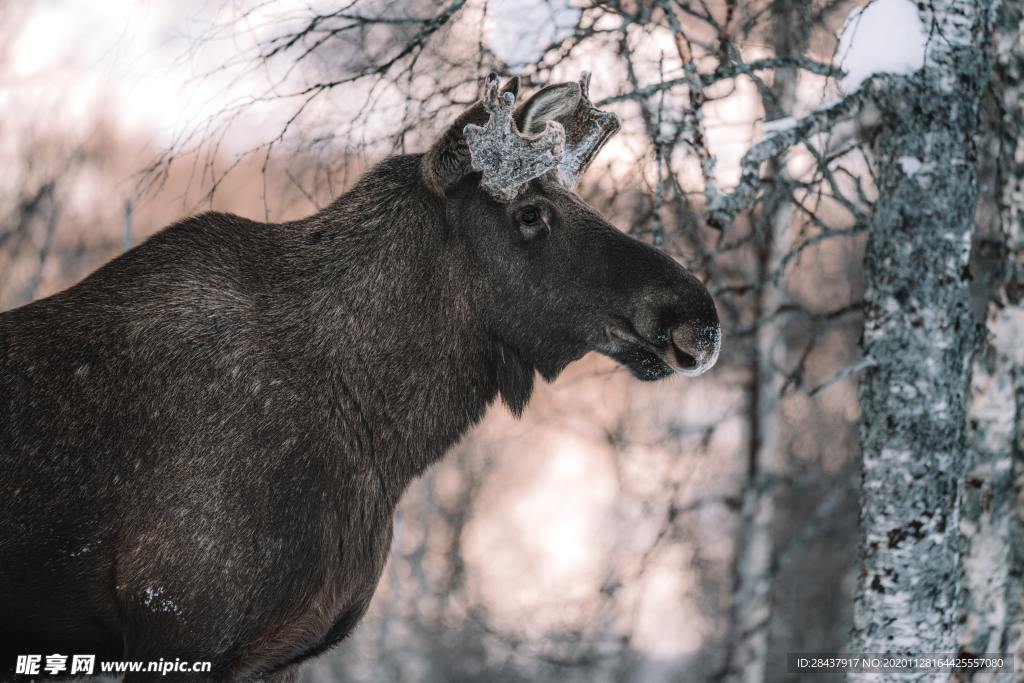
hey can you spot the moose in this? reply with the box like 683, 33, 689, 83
0, 73, 720, 680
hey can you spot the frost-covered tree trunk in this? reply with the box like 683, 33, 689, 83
959, 0, 1024, 672
851, 0, 995, 668
724, 5, 809, 680
727, 180, 792, 683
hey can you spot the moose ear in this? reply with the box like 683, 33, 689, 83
422, 76, 521, 196
514, 82, 582, 136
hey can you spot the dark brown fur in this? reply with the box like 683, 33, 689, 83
0, 83, 718, 681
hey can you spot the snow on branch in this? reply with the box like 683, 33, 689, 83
706, 86, 875, 229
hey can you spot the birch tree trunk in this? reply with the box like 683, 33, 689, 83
959, 1, 1024, 673
727, 179, 792, 683
851, 0, 995, 670
724, 5, 807, 680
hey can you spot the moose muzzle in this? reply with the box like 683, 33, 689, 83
666, 316, 721, 377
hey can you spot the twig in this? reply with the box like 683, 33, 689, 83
808, 355, 877, 397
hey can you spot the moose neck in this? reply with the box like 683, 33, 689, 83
274, 155, 529, 501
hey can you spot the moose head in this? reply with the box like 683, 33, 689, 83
423, 72, 721, 394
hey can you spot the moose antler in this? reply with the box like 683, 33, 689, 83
464, 74, 565, 202
553, 71, 621, 190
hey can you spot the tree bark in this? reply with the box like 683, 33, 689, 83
851, 0, 995, 671
724, 4, 808, 681
726, 182, 791, 683
958, 0, 1024, 673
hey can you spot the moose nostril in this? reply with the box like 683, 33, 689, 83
670, 321, 721, 376
671, 345, 699, 370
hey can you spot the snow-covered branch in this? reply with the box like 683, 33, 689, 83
706, 88, 872, 228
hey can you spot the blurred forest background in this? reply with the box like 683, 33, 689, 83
1, 1, 1019, 682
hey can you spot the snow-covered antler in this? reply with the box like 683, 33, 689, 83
553, 71, 620, 190
464, 74, 565, 202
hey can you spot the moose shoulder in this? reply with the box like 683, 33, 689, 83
0, 73, 719, 681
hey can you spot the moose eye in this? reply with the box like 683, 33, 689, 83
514, 205, 550, 241
517, 206, 541, 225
